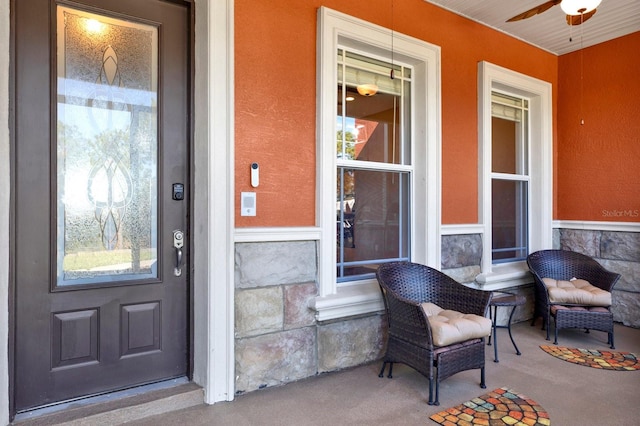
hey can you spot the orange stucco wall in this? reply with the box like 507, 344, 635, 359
235, 0, 559, 227
557, 32, 640, 222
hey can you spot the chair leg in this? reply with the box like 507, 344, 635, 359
609, 332, 615, 349
545, 314, 550, 340
378, 361, 394, 378
480, 366, 486, 389
554, 326, 559, 345
428, 379, 436, 405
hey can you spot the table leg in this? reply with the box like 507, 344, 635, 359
488, 305, 499, 362
507, 305, 521, 356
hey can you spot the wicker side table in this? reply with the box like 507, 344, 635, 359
487, 292, 526, 362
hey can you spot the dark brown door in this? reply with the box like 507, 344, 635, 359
13, 0, 190, 411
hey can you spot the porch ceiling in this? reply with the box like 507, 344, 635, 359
425, 0, 640, 55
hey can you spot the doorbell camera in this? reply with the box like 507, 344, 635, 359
251, 162, 259, 187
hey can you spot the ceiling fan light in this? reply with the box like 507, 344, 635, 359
356, 84, 378, 97
560, 0, 601, 15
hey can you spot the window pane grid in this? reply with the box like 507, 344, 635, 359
336, 47, 412, 283
336, 52, 411, 166
491, 90, 529, 265
491, 91, 529, 110
337, 258, 410, 283
491, 172, 530, 181
492, 247, 527, 264
338, 50, 411, 94
336, 169, 410, 282
336, 159, 412, 172
491, 179, 529, 263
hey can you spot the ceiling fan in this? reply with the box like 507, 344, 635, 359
506, 0, 602, 26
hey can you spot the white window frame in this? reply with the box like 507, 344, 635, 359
312, 7, 441, 320
477, 62, 553, 289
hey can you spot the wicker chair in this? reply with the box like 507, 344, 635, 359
526, 250, 620, 348
376, 261, 492, 406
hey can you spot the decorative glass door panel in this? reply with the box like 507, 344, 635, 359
56, 6, 158, 286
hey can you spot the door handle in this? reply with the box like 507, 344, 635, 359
173, 230, 184, 276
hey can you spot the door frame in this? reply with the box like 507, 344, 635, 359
1, 0, 235, 421
191, 0, 236, 406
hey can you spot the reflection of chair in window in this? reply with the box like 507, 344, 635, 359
527, 250, 620, 348
342, 212, 355, 248
336, 212, 355, 248
376, 262, 492, 405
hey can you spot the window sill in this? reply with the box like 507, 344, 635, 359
471, 261, 533, 291
310, 279, 385, 322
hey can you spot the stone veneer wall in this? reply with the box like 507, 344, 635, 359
441, 234, 534, 325
233, 230, 638, 395
440, 234, 482, 284
232, 237, 492, 395
554, 228, 640, 327
234, 241, 385, 395
233, 235, 539, 395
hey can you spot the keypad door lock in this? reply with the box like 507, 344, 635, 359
172, 183, 184, 201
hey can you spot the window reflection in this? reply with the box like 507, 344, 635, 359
491, 92, 529, 263
337, 169, 409, 280
335, 50, 411, 282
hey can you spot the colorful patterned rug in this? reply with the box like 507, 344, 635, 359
540, 346, 640, 371
429, 387, 550, 425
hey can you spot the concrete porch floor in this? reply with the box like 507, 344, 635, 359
14, 321, 640, 425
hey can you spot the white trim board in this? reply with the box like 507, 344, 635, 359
554, 220, 640, 233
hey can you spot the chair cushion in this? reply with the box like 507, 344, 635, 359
421, 302, 492, 347
542, 278, 611, 306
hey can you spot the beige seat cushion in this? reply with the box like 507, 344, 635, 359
421, 302, 492, 347
542, 278, 611, 306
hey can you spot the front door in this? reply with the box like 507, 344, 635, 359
13, 0, 190, 411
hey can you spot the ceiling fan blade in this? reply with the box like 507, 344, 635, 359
566, 9, 597, 26
506, 0, 562, 22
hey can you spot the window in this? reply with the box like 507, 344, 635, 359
313, 7, 441, 320
477, 62, 552, 287
335, 50, 411, 282
491, 92, 529, 264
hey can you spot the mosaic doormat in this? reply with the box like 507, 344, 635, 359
539, 346, 640, 371
429, 387, 550, 426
